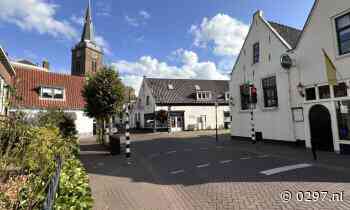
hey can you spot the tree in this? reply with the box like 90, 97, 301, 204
82, 66, 125, 142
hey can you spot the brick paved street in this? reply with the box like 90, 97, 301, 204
80, 131, 350, 210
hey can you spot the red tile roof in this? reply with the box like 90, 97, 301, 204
13, 66, 86, 110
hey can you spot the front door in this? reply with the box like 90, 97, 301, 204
309, 104, 334, 152
170, 115, 183, 132
199, 115, 207, 130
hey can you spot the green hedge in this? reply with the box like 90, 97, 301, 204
54, 159, 93, 210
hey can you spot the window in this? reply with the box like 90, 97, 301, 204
75, 61, 80, 73
240, 84, 250, 110
336, 13, 350, 55
40, 87, 64, 100
146, 96, 150, 105
336, 100, 350, 140
262, 76, 278, 107
196, 91, 211, 100
223, 111, 230, 117
92, 60, 97, 72
334, 82, 347, 98
318, 85, 330, 99
305, 87, 316, 101
225, 92, 231, 101
253, 42, 260, 64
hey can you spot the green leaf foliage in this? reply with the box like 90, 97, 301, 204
53, 159, 93, 210
82, 66, 125, 121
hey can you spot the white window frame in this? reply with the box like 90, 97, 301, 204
39, 86, 65, 101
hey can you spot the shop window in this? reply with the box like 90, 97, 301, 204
318, 85, 330, 99
336, 100, 350, 140
305, 87, 316, 101
334, 82, 347, 98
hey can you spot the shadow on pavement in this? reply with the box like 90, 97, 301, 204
79, 133, 350, 187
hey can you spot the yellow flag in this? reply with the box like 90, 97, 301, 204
322, 49, 337, 86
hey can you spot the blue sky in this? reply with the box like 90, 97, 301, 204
0, 0, 314, 92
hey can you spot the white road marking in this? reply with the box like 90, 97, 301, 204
240, 157, 251, 160
219, 160, 232, 164
170, 169, 185, 175
258, 155, 270, 158
166, 150, 177, 154
260, 163, 313, 176
197, 163, 210, 168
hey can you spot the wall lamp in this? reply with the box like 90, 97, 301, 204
297, 82, 305, 98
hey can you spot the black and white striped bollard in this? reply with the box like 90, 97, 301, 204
125, 105, 131, 164
251, 103, 256, 144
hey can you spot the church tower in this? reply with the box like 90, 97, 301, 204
71, 0, 103, 76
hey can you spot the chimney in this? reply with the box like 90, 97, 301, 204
42, 60, 50, 70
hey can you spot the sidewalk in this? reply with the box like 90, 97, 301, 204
79, 137, 175, 210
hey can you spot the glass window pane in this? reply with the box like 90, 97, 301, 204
318, 85, 330, 99
336, 100, 350, 140
339, 28, 350, 42
334, 82, 347, 98
337, 15, 350, 29
305, 87, 316, 101
340, 39, 350, 54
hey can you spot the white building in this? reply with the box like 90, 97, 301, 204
289, 0, 350, 154
135, 78, 231, 132
230, 10, 303, 143
231, 0, 350, 154
0, 47, 15, 116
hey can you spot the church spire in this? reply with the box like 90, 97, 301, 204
81, 0, 94, 42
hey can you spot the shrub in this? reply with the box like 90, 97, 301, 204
53, 159, 93, 210
36, 109, 78, 139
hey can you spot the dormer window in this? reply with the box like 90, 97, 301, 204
40, 87, 64, 100
197, 91, 211, 100
168, 84, 174, 90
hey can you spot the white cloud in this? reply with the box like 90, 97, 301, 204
125, 15, 139, 27
125, 10, 151, 27
96, 2, 112, 17
70, 15, 84, 26
95, 35, 112, 56
0, 0, 77, 39
112, 49, 228, 93
139, 10, 151, 19
190, 14, 249, 57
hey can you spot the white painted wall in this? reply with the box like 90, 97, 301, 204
230, 11, 302, 142
10, 109, 94, 137
291, 0, 350, 152
157, 105, 230, 130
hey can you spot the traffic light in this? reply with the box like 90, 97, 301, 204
250, 85, 257, 104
